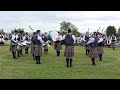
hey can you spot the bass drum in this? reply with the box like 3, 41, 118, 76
51, 30, 59, 42
47, 31, 52, 40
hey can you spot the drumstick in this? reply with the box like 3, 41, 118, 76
29, 26, 34, 32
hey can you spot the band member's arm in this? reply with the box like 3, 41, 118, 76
87, 38, 95, 45
11, 35, 17, 43
83, 36, 86, 42
62, 35, 65, 40
37, 36, 44, 44
98, 38, 103, 43
72, 35, 76, 44
59, 35, 63, 41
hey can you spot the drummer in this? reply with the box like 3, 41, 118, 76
23, 32, 30, 54
31, 32, 36, 60
54, 32, 63, 56
10, 30, 18, 59
42, 32, 49, 54
17, 31, 23, 57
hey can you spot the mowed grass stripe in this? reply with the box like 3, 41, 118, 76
0, 45, 120, 79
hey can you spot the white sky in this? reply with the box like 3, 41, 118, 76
0, 11, 120, 33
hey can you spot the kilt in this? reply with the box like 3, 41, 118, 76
17, 45, 22, 50
97, 46, 104, 55
9, 44, 17, 53
111, 42, 115, 47
43, 44, 48, 49
89, 47, 98, 58
34, 45, 42, 56
54, 42, 62, 51
64, 46, 74, 57
31, 44, 35, 54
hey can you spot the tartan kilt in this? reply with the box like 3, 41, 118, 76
111, 42, 115, 47
43, 44, 48, 49
97, 46, 104, 54
54, 42, 62, 51
10, 44, 17, 53
34, 45, 42, 56
31, 44, 35, 54
90, 47, 98, 58
64, 46, 74, 57
17, 45, 22, 50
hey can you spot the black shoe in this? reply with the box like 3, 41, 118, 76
92, 63, 96, 66
66, 65, 69, 67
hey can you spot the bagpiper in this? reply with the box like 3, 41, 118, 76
34, 30, 44, 64
87, 32, 99, 65
63, 29, 76, 67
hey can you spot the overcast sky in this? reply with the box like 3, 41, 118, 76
0, 11, 120, 33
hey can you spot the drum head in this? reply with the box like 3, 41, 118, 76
51, 31, 59, 42
47, 31, 52, 39
21, 42, 27, 46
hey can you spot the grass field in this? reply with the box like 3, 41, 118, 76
0, 45, 120, 79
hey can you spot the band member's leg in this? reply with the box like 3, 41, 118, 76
99, 54, 102, 61
91, 58, 95, 65
70, 57, 73, 67
12, 45, 17, 59
20, 50, 22, 55
38, 56, 41, 64
56, 50, 59, 56
66, 57, 69, 67
17, 50, 20, 57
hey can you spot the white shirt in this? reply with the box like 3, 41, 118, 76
37, 34, 44, 44
87, 37, 95, 44
58, 35, 63, 41
62, 33, 76, 44
98, 38, 103, 43
11, 34, 18, 43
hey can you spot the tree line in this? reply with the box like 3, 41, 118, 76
0, 21, 120, 37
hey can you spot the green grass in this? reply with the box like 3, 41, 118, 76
0, 45, 120, 79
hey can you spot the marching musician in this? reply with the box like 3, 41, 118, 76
87, 32, 99, 65
0, 32, 4, 44
10, 30, 18, 59
34, 30, 44, 64
83, 32, 90, 56
17, 31, 23, 57
111, 34, 116, 50
54, 32, 63, 56
23, 32, 30, 54
31, 32, 36, 60
98, 33, 104, 61
42, 32, 49, 54
63, 29, 75, 67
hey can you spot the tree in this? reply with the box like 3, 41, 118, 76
11, 28, 24, 34
0, 29, 4, 34
116, 27, 120, 37
60, 21, 72, 32
60, 21, 81, 37
106, 25, 117, 36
